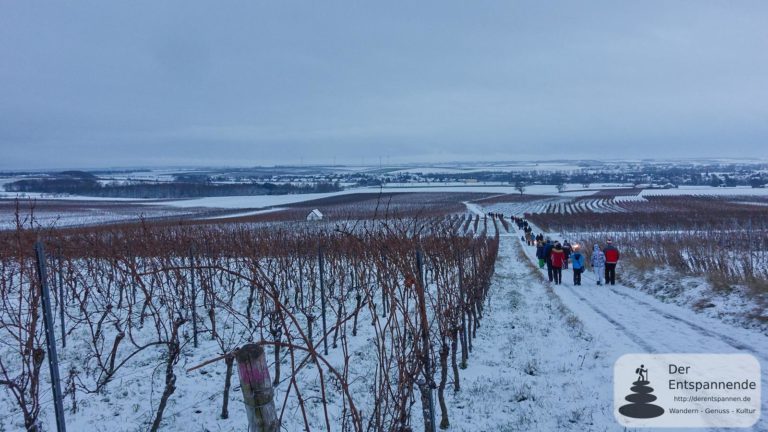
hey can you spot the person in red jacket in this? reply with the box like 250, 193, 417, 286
603, 239, 620, 285
550, 242, 565, 285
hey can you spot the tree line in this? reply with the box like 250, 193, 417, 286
3, 178, 342, 199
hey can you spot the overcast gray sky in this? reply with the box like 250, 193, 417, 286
1, 1, 767, 169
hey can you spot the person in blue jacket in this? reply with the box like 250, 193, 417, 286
570, 244, 586, 285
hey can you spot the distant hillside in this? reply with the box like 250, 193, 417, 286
3, 178, 341, 198
58, 170, 98, 180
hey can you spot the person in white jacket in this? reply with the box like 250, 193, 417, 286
591, 244, 606, 286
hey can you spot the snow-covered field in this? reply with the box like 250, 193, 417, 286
6, 183, 768, 220
0, 192, 150, 201
151, 185, 591, 211
641, 186, 768, 197
196, 207, 287, 220
480, 197, 629, 216
389, 162, 587, 174
0, 205, 197, 230
147, 189, 364, 209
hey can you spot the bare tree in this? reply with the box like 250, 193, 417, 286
514, 181, 526, 195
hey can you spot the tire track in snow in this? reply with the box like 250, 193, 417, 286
560, 282, 766, 432
605, 286, 767, 362
562, 278, 753, 355
554, 277, 755, 356
561, 286, 656, 353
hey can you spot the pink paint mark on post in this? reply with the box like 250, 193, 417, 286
238, 361, 269, 385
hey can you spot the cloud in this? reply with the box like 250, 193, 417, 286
1, 1, 767, 169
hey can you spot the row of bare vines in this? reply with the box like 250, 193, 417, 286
0, 211, 499, 431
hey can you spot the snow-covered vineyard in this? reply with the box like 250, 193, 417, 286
3, 184, 768, 230
0, 214, 504, 431
1, 187, 767, 431
478, 190, 768, 217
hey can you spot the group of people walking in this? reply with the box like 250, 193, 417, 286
596, 240, 620, 285
485, 212, 621, 286
515, 219, 620, 286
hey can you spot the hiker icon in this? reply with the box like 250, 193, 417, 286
619, 365, 664, 419
636, 364, 647, 382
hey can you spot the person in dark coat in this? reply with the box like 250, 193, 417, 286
603, 239, 620, 285
543, 238, 554, 282
562, 240, 572, 269
550, 242, 565, 284
535, 240, 546, 268
524, 226, 533, 246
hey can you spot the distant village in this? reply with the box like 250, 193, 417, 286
2, 161, 767, 198
344, 161, 768, 190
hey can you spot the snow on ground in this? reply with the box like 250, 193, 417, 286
149, 186, 592, 211
731, 201, 768, 207
145, 190, 363, 209
195, 207, 287, 220
388, 168, 486, 174
379, 184, 594, 196
97, 169, 194, 182
617, 265, 768, 333
0, 192, 151, 201
469, 200, 767, 430
0, 207, 192, 230
463, 202, 484, 217
478, 196, 633, 217
7, 184, 767, 214
481, 198, 568, 217
388, 162, 586, 174
613, 194, 648, 203
510, 231, 768, 431
4, 205, 766, 430
641, 186, 768, 197
444, 235, 614, 431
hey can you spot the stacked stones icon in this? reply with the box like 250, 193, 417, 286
619, 365, 665, 419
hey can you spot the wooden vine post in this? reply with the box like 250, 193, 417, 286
189, 247, 199, 348
235, 343, 279, 432
416, 250, 436, 432
318, 245, 328, 355
35, 241, 67, 432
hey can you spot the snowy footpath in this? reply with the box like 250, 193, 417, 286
446, 234, 610, 431
446, 233, 767, 431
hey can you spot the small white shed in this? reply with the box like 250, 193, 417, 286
306, 209, 323, 221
